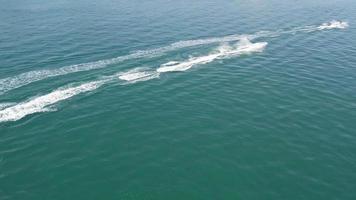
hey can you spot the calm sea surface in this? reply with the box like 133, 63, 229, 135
1, 0, 356, 199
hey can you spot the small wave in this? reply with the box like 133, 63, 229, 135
118, 68, 160, 84
157, 38, 267, 73
0, 81, 106, 122
318, 20, 349, 30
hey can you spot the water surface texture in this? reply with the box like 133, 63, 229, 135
1, 0, 356, 199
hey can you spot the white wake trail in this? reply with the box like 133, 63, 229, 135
0, 52, 150, 95
157, 38, 267, 73
0, 36, 250, 95
0, 67, 161, 122
278, 20, 349, 35
0, 20, 349, 122
0, 80, 106, 122
0, 20, 348, 95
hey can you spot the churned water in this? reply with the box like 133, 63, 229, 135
1, 0, 356, 199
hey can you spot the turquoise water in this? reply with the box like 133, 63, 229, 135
1, 0, 356, 199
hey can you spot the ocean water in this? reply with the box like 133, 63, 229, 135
1, 0, 356, 199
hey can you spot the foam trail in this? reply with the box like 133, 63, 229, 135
0, 35, 251, 95
118, 68, 160, 84
157, 38, 267, 73
0, 52, 151, 95
0, 68, 162, 122
0, 20, 348, 122
0, 31, 285, 94
0, 20, 348, 95
278, 20, 349, 35
0, 80, 106, 122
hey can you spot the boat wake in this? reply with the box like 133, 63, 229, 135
0, 20, 348, 95
0, 81, 106, 122
157, 38, 267, 73
0, 20, 349, 122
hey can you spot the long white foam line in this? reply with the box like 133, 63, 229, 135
0, 80, 107, 122
157, 38, 268, 73
0, 34, 253, 95
0, 51, 149, 95
0, 30, 285, 95
279, 20, 349, 35
0, 20, 348, 95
